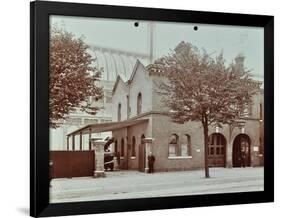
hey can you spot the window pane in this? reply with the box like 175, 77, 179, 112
169, 144, 176, 156
169, 134, 178, 156
210, 147, 214, 155
169, 135, 178, 144
181, 144, 188, 156
211, 135, 215, 145
216, 147, 220, 155
221, 146, 224, 155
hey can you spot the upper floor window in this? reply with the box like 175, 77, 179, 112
118, 103, 121, 121
127, 95, 130, 119
239, 100, 252, 118
137, 92, 142, 115
243, 102, 252, 117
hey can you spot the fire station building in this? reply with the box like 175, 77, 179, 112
67, 57, 264, 173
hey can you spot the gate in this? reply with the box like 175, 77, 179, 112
138, 143, 145, 172
50, 151, 95, 178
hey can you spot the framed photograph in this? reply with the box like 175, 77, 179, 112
30, 1, 274, 217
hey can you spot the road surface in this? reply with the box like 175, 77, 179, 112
50, 167, 263, 203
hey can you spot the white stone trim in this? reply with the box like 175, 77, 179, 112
120, 156, 124, 160
168, 156, 192, 159
131, 156, 136, 160
94, 170, 105, 173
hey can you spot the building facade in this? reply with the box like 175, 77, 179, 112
111, 59, 264, 172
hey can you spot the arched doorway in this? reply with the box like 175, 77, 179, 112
232, 134, 251, 167
208, 133, 226, 167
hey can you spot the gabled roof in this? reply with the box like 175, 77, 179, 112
112, 74, 126, 95
128, 59, 142, 82
112, 59, 147, 95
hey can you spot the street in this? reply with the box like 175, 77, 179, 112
50, 167, 264, 203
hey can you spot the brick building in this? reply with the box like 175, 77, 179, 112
68, 57, 264, 173
112, 53, 264, 171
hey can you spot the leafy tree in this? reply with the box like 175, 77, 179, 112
49, 26, 103, 128
156, 41, 259, 178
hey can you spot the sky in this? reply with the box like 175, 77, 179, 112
50, 15, 264, 80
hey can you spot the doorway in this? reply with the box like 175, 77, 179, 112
232, 134, 251, 167
208, 133, 226, 167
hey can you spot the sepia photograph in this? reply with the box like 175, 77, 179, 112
48, 15, 264, 203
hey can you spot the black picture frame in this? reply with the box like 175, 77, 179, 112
30, 1, 274, 217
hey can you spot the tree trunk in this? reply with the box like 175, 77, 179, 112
203, 121, 210, 178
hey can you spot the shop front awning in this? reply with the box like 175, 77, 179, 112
67, 118, 149, 137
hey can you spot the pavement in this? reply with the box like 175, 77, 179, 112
50, 167, 264, 203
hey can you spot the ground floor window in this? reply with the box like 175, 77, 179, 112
114, 140, 118, 156
132, 136, 136, 157
121, 138, 125, 157
169, 134, 192, 157
181, 134, 192, 156
168, 134, 179, 157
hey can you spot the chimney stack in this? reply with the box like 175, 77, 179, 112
235, 53, 245, 72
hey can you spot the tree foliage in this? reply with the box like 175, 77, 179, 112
49, 26, 103, 128
155, 41, 259, 177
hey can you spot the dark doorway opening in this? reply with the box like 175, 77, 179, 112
232, 134, 251, 167
138, 134, 146, 172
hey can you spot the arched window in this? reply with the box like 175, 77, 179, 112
137, 92, 142, 115
168, 134, 179, 157
181, 134, 192, 156
121, 138, 125, 157
132, 136, 136, 157
118, 103, 121, 121
114, 140, 118, 157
